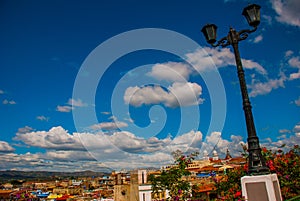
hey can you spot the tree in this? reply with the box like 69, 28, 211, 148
149, 150, 198, 201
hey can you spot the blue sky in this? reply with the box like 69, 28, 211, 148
0, 0, 299, 171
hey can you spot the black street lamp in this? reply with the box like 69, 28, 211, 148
201, 4, 269, 175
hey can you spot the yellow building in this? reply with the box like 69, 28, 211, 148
114, 169, 152, 201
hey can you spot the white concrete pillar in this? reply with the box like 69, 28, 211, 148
241, 174, 282, 201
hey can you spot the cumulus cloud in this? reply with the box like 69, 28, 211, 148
124, 82, 203, 108
186, 47, 267, 75
200, 132, 246, 158
271, 0, 300, 27
108, 131, 164, 153
147, 62, 191, 82
0, 141, 15, 153
14, 126, 85, 151
168, 130, 203, 153
9, 125, 205, 170
3, 121, 300, 171
123, 47, 269, 107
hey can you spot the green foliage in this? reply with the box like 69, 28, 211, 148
212, 167, 247, 200
149, 150, 198, 201
262, 145, 300, 199
213, 167, 246, 200
212, 144, 300, 200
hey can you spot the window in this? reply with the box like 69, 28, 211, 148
142, 171, 145, 184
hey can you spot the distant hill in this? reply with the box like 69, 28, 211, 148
0, 170, 111, 182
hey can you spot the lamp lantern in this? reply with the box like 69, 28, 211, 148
242, 4, 261, 27
201, 24, 218, 44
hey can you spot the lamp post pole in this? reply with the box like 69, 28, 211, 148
201, 4, 269, 175
228, 28, 269, 174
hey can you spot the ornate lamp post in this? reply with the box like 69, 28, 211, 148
201, 4, 269, 175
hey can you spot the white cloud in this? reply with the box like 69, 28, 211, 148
90, 121, 128, 130
2, 99, 16, 105
0, 152, 42, 171
262, 15, 273, 25
124, 85, 168, 107
288, 56, 300, 67
124, 82, 203, 108
200, 132, 246, 158
271, 0, 300, 27
295, 97, 300, 106
279, 129, 291, 134
0, 141, 15, 153
283, 50, 300, 80
262, 125, 300, 150
168, 130, 203, 153
288, 56, 300, 80
293, 124, 300, 137
253, 34, 263, 43
168, 82, 204, 107
123, 47, 268, 107
56, 98, 88, 113
36, 115, 49, 121
56, 105, 73, 112
108, 116, 117, 121
247, 50, 300, 97
17, 126, 34, 134
285, 50, 294, 58
81, 129, 204, 169
46, 150, 94, 161
186, 47, 267, 75
0, 152, 111, 172
0, 90, 4, 94
4, 121, 300, 171
9, 126, 204, 170
14, 126, 85, 151
124, 117, 134, 123
249, 76, 286, 97
67, 98, 87, 107
147, 62, 191, 82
